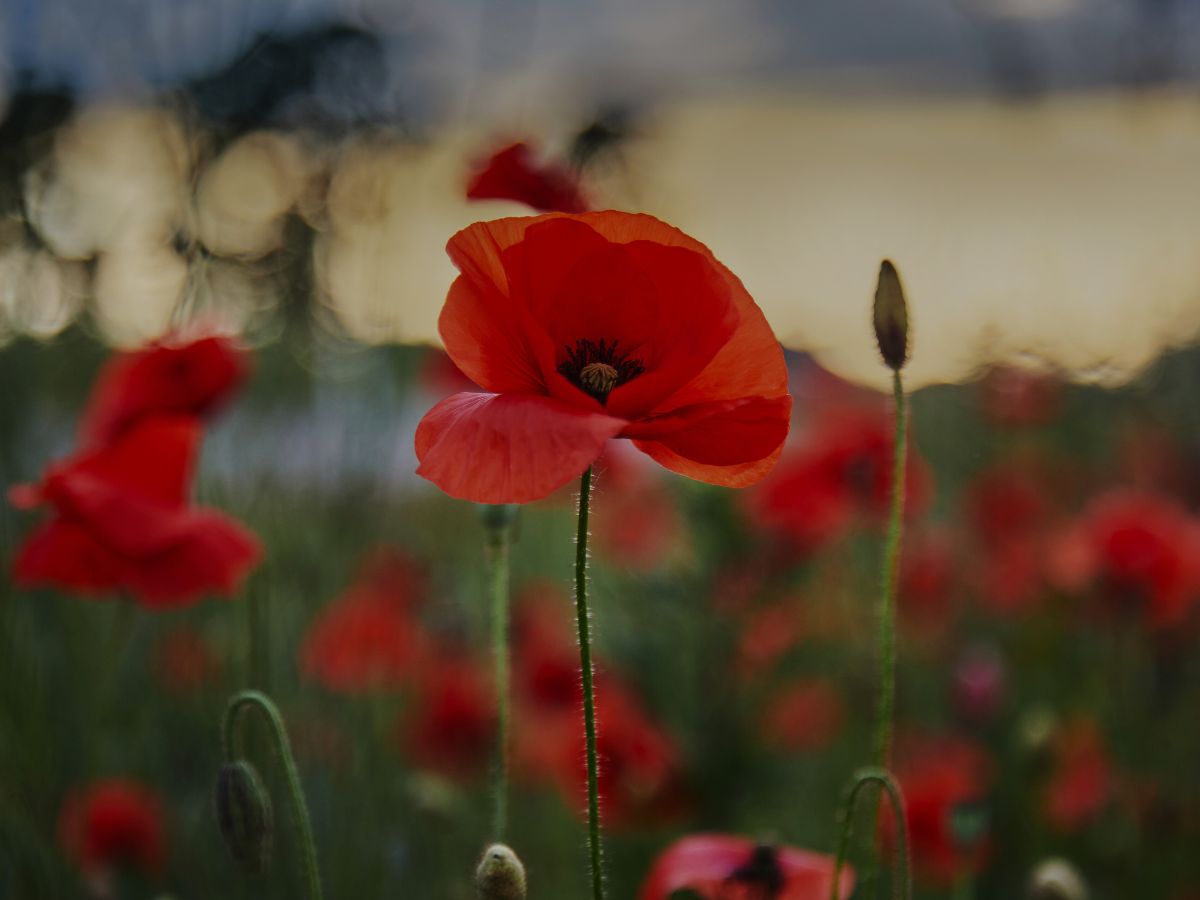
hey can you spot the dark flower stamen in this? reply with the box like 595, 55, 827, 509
720, 844, 784, 900
558, 339, 645, 402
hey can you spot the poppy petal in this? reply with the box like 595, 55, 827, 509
634, 437, 786, 490
622, 396, 790, 464
416, 392, 627, 503
12, 519, 130, 595
125, 510, 262, 607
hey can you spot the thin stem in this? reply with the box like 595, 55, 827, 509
486, 511, 513, 840
865, 370, 908, 898
829, 767, 912, 900
222, 690, 323, 900
573, 466, 605, 900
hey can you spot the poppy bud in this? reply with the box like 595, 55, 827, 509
214, 760, 273, 875
873, 259, 909, 371
475, 843, 526, 900
1028, 857, 1088, 900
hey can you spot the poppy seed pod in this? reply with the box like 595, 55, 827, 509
1028, 857, 1088, 900
475, 843, 527, 900
873, 259, 909, 371
214, 760, 273, 875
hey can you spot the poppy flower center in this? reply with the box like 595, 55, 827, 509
558, 339, 645, 403
720, 844, 784, 899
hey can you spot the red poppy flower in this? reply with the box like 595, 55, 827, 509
466, 141, 589, 213
1042, 718, 1114, 833
300, 556, 428, 693
890, 736, 992, 887
153, 627, 221, 693
898, 528, 957, 632
640, 834, 852, 900
79, 333, 249, 445
59, 779, 166, 877
11, 417, 261, 607
746, 407, 929, 557
415, 212, 791, 503
592, 478, 684, 570
399, 656, 496, 779
736, 602, 805, 680
1048, 489, 1200, 627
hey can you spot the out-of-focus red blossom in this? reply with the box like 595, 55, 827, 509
899, 529, 958, 632
952, 645, 1006, 725
10, 417, 261, 607
153, 628, 220, 693
590, 443, 686, 569
736, 601, 805, 679
746, 407, 930, 557
1042, 719, 1114, 833
711, 562, 768, 616
466, 141, 590, 213
300, 574, 427, 693
761, 679, 844, 752
966, 465, 1051, 550
1048, 488, 1200, 628
417, 347, 479, 397
415, 212, 791, 503
639, 834, 852, 900
399, 656, 496, 780
977, 365, 1061, 428
59, 779, 166, 878
890, 736, 992, 887
1118, 423, 1193, 497
79, 333, 249, 446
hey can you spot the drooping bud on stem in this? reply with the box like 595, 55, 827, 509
1028, 858, 1088, 900
873, 259, 909, 371
476, 843, 527, 900
215, 760, 274, 875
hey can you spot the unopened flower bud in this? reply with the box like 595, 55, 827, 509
873, 259, 909, 371
476, 843, 526, 900
1028, 857, 1088, 900
214, 760, 273, 875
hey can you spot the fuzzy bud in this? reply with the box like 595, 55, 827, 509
1028, 858, 1088, 900
873, 259, 909, 371
476, 843, 527, 900
214, 760, 273, 875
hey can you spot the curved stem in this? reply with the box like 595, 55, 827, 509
830, 767, 912, 900
574, 466, 605, 900
486, 511, 513, 840
222, 690, 323, 900
865, 371, 908, 898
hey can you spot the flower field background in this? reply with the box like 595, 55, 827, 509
5, 329, 1200, 898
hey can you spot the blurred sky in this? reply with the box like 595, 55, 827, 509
6, 0, 1200, 111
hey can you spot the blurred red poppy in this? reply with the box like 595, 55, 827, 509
59, 779, 166, 878
639, 834, 851, 900
79, 333, 249, 445
761, 678, 845, 752
466, 141, 589, 213
889, 736, 992, 887
415, 212, 790, 503
1048, 488, 1200, 627
1042, 718, 1114, 833
736, 602, 805, 680
898, 528, 958, 632
11, 417, 260, 607
300, 561, 427, 693
399, 656, 496, 779
153, 627, 221, 693
746, 407, 930, 557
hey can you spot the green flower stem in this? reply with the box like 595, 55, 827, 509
865, 370, 908, 898
485, 509, 513, 840
222, 690, 323, 900
574, 466, 605, 900
830, 768, 912, 900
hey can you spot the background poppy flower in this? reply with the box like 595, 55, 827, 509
398, 655, 496, 779
639, 834, 852, 900
58, 779, 166, 878
416, 212, 790, 503
465, 141, 590, 213
1042, 718, 1115, 833
79, 333, 249, 445
11, 416, 261, 607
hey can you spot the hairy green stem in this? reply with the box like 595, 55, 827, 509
864, 371, 908, 898
222, 690, 323, 900
486, 510, 513, 840
830, 768, 912, 900
574, 466, 605, 900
